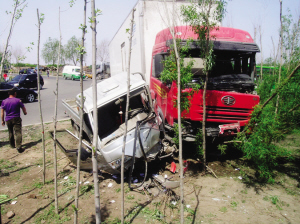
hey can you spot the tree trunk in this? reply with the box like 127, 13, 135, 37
259, 25, 263, 82
202, 2, 212, 173
173, 37, 184, 224
162, 1, 184, 222
121, 9, 135, 224
74, 1, 87, 223
52, 7, 62, 215
36, 9, 46, 185
91, 1, 101, 223
0, 1, 20, 79
275, 0, 283, 115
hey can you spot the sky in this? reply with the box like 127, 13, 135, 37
0, 0, 299, 65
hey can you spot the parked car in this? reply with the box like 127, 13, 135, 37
19, 68, 33, 74
0, 82, 37, 103
8, 73, 44, 89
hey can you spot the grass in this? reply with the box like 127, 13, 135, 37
206, 213, 216, 218
263, 195, 289, 210
240, 189, 248, 194
220, 207, 227, 213
0, 159, 18, 172
1, 204, 7, 215
35, 205, 71, 224
126, 195, 135, 200
231, 201, 238, 208
80, 184, 93, 195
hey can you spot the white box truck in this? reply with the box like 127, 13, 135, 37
109, 0, 260, 140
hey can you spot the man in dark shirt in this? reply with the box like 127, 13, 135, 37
1, 88, 27, 153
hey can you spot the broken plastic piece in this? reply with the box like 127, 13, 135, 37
183, 160, 190, 174
170, 162, 176, 173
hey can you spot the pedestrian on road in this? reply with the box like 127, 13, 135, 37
47, 70, 49, 78
3, 73, 8, 82
1, 88, 27, 153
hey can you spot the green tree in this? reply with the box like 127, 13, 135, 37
0, 0, 27, 79
42, 37, 64, 65
181, 0, 226, 169
65, 35, 81, 66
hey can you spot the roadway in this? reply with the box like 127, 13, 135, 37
0, 76, 93, 130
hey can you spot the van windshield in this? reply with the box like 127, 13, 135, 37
75, 69, 80, 72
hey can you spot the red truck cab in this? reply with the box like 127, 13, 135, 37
150, 26, 260, 139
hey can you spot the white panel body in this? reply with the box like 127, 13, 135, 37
109, 0, 192, 84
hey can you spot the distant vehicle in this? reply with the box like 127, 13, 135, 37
0, 82, 37, 103
96, 62, 110, 79
35, 66, 46, 71
62, 65, 86, 80
256, 65, 276, 75
8, 73, 44, 89
86, 73, 92, 79
19, 68, 35, 74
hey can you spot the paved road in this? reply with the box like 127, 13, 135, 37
0, 76, 93, 130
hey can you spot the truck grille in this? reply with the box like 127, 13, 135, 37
206, 106, 252, 121
207, 106, 251, 113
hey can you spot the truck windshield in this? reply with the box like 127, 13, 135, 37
185, 49, 254, 77
155, 49, 256, 93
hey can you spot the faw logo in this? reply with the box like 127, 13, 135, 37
221, 95, 236, 106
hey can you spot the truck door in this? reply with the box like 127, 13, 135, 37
150, 54, 169, 120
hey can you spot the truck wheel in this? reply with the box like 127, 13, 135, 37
63, 75, 66, 80
72, 76, 75, 80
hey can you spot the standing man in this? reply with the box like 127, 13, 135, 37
1, 88, 27, 153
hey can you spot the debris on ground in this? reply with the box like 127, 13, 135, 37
6, 211, 15, 219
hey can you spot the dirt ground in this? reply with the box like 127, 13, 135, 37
1, 120, 300, 224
